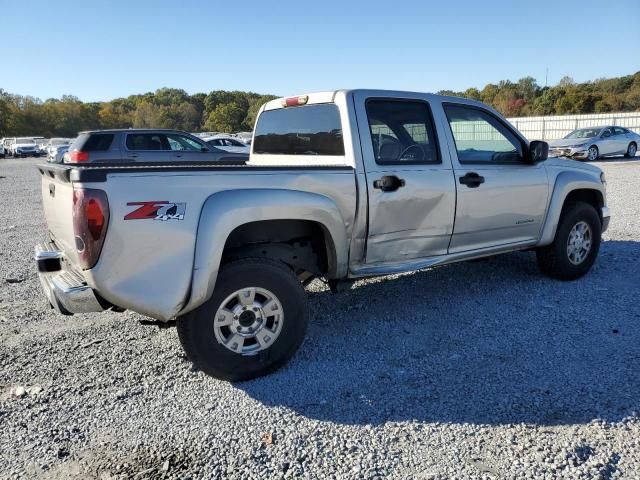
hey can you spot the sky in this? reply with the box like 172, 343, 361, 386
1, 0, 638, 102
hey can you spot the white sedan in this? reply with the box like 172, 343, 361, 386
204, 136, 250, 154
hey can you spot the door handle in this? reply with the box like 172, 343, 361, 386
127, 153, 138, 158
459, 172, 485, 188
373, 175, 405, 192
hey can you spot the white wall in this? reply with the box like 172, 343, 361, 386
507, 112, 640, 140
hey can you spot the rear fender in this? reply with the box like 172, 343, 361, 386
181, 189, 348, 315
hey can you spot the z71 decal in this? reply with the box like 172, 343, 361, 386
124, 201, 186, 221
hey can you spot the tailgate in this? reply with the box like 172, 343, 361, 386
38, 164, 80, 265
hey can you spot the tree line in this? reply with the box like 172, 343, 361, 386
1, 71, 639, 137
438, 71, 640, 118
0, 88, 277, 138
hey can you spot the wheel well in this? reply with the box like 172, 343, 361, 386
221, 220, 335, 277
562, 189, 604, 221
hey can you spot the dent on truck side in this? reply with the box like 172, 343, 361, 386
179, 188, 349, 316
537, 168, 606, 247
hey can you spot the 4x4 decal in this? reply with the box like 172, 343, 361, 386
124, 201, 186, 221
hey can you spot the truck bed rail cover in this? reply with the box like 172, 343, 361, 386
37, 162, 353, 183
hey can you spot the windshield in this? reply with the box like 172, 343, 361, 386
564, 128, 600, 139
16, 138, 35, 144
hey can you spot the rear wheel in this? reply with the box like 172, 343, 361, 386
177, 258, 308, 381
587, 145, 599, 161
536, 201, 601, 280
625, 142, 637, 158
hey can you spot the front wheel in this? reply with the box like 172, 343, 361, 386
587, 145, 599, 161
625, 142, 637, 158
536, 201, 601, 280
177, 258, 308, 381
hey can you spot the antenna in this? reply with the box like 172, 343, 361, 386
545, 68, 549, 88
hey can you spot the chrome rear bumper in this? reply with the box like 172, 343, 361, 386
34, 243, 106, 315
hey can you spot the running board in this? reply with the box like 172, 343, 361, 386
349, 240, 537, 278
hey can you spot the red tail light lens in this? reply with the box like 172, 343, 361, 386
73, 188, 109, 269
69, 150, 89, 163
281, 95, 309, 107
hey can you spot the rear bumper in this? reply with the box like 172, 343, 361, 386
34, 243, 106, 315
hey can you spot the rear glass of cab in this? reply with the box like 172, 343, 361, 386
253, 104, 345, 156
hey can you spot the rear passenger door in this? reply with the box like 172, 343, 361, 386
442, 103, 548, 253
355, 94, 457, 263
124, 133, 175, 162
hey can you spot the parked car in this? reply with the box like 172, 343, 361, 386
11, 137, 40, 157
47, 144, 70, 163
235, 132, 253, 145
3, 138, 16, 156
549, 126, 639, 161
0, 142, 5, 159
204, 135, 251, 154
35, 89, 609, 381
36, 138, 49, 156
64, 129, 248, 163
44, 138, 72, 157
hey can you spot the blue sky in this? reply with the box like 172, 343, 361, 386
1, 0, 638, 101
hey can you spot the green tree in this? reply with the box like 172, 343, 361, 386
204, 102, 246, 132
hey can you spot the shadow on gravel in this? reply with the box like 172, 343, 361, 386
238, 240, 640, 427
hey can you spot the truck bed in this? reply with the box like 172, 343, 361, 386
37, 161, 357, 320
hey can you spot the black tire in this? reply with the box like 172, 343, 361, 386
624, 142, 637, 158
177, 258, 308, 381
536, 201, 601, 280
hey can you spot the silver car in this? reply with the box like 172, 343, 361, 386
47, 144, 70, 163
549, 126, 639, 161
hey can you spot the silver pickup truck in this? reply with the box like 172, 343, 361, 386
35, 90, 610, 381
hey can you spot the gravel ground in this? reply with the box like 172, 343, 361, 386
0, 157, 639, 480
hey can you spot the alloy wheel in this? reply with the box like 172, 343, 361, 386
566, 221, 592, 265
213, 287, 284, 356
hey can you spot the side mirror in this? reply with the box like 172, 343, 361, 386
528, 140, 548, 163
201, 146, 209, 152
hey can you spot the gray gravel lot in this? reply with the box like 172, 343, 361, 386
0, 157, 639, 479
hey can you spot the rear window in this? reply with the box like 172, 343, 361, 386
77, 133, 114, 151
253, 104, 344, 156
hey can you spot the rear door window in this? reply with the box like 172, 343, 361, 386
365, 100, 440, 164
253, 104, 345, 156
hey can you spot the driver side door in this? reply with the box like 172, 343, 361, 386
443, 103, 549, 253
166, 133, 216, 161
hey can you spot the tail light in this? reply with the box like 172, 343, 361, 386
281, 95, 308, 107
73, 188, 109, 269
68, 150, 89, 163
